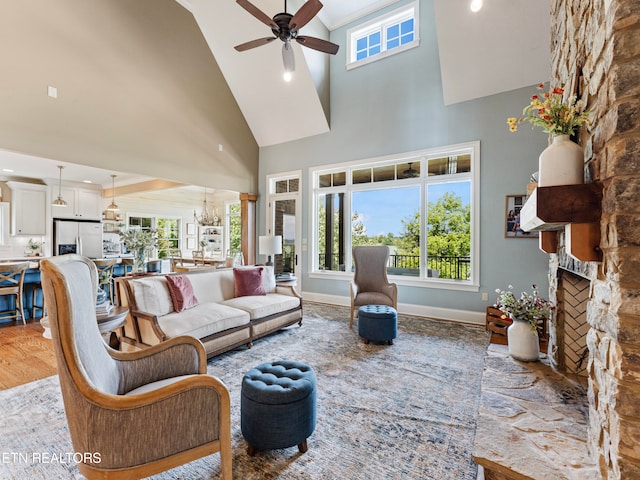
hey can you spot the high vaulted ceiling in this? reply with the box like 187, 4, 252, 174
0, 0, 549, 190
178, 0, 550, 147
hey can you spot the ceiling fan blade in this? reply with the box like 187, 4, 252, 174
282, 42, 296, 72
236, 0, 279, 31
234, 37, 277, 52
296, 36, 339, 55
289, 0, 323, 31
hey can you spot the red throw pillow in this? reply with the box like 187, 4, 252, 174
165, 275, 198, 312
234, 267, 266, 297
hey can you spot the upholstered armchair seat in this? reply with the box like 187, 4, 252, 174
350, 246, 398, 328
40, 254, 232, 479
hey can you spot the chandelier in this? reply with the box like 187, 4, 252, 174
194, 188, 215, 226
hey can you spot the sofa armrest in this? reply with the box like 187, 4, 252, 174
128, 308, 169, 343
275, 284, 302, 298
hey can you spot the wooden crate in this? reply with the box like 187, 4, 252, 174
486, 306, 511, 337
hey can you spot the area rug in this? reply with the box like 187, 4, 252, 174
0, 302, 489, 479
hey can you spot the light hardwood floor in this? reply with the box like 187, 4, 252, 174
0, 318, 57, 390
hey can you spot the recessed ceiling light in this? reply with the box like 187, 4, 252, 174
2, 168, 14, 173
83, 180, 92, 184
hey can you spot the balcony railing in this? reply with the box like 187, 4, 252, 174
318, 253, 471, 280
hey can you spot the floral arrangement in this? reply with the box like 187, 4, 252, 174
494, 284, 553, 327
27, 238, 43, 251
507, 83, 590, 136
119, 228, 158, 253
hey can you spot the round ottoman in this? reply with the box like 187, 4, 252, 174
358, 305, 398, 345
241, 360, 317, 456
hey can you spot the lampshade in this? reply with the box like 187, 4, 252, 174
259, 235, 283, 255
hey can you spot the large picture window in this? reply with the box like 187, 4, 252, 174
311, 142, 479, 289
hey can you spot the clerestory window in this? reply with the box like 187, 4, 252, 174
347, 2, 419, 69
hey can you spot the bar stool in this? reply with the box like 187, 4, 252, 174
32, 279, 46, 319
0, 262, 30, 324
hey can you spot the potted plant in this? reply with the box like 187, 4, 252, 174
119, 228, 158, 274
494, 284, 553, 362
26, 238, 43, 256
507, 83, 591, 187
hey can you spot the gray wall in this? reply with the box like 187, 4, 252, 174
0, 0, 258, 193
258, 0, 551, 315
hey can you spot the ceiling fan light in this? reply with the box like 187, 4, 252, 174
282, 41, 295, 82
470, 0, 483, 12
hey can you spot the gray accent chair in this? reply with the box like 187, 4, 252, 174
350, 246, 398, 328
40, 254, 232, 479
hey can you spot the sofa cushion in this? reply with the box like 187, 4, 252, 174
222, 293, 300, 320
187, 269, 235, 303
130, 276, 174, 317
261, 265, 276, 293
165, 275, 198, 312
157, 302, 250, 339
234, 267, 266, 297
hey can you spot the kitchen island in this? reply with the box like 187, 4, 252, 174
0, 256, 139, 322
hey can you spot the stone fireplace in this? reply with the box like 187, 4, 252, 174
549, 0, 640, 477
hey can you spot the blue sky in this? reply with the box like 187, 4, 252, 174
352, 182, 470, 236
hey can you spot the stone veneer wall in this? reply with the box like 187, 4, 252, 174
550, 0, 640, 477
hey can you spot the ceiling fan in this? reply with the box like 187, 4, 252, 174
234, 0, 340, 81
403, 162, 419, 178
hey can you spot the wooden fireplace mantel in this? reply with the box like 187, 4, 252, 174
519, 184, 602, 262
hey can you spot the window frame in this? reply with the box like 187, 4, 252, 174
125, 213, 181, 259
346, 2, 419, 70
309, 141, 480, 292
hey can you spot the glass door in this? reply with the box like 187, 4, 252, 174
267, 173, 301, 289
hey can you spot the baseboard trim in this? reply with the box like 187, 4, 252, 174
301, 291, 485, 326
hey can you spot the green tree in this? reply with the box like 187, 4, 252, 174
427, 192, 470, 258
352, 211, 371, 246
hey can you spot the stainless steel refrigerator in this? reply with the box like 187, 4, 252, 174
53, 219, 103, 258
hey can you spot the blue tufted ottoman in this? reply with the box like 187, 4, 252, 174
241, 360, 317, 456
358, 304, 398, 345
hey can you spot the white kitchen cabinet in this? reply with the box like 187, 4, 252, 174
7, 182, 47, 235
0, 202, 9, 244
51, 187, 102, 220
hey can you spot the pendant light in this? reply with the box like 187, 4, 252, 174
52, 165, 68, 207
106, 174, 119, 211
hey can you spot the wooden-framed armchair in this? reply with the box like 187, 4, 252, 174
40, 254, 232, 479
350, 246, 398, 328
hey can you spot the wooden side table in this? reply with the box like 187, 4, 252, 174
97, 305, 129, 350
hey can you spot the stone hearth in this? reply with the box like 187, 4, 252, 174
473, 345, 598, 480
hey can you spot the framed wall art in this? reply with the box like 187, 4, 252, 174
505, 194, 538, 239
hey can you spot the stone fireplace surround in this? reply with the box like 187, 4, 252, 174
549, 0, 640, 477
476, 2, 640, 478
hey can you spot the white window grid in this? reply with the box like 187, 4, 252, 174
347, 2, 419, 69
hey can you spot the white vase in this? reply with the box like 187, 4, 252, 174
507, 317, 540, 362
538, 134, 584, 186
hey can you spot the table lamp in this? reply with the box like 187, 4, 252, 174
259, 235, 282, 266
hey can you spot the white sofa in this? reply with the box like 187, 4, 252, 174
115, 267, 302, 358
